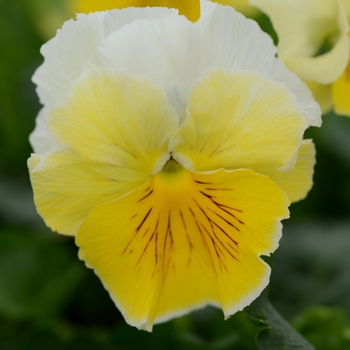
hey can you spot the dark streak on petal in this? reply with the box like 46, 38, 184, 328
195, 180, 211, 185
114, 142, 138, 159
138, 189, 154, 203
135, 207, 153, 233
179, 209, 193, 251
207, 208, 240, 232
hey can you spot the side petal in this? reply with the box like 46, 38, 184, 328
332, 59, 350, 117
28, 149, 152, 236
170, 70, 308, 172
29, 73, 178, 236
86, 0, 321, 126
252, 140, 316, 203
251, 0, 350, 84
48, 72, 178, 173
76, 166, 289, 330
29, 107, 54, 155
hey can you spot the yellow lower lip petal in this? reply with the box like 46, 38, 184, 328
76, 162, 289, 330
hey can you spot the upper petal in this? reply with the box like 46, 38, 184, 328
32, 7, 179, 107
85, 0, 321, 126
32, 11, 106, 106
170, 70, 308, 172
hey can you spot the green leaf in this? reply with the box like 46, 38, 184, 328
245, 292, 314, 350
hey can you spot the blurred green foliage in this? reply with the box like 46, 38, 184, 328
294, 306, 350, 350
1, 0, 350, 349
0, 0, 41, 175
0, 227, 85, 321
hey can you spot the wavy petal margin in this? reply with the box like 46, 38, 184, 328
77, 166, 289, 330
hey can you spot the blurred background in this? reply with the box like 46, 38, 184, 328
1, 0, 350, 349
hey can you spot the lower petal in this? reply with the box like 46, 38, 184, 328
76, 164, 289, 330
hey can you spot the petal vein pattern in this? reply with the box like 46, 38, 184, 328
170, 71, 308, 172
77, 166, 290, 331
27, 0, 320, 331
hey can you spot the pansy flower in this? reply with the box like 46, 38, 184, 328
251, 0, 350, 116
28, 0, 321, 331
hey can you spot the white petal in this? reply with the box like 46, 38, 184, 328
85, 0, 321, 127
103, 6, 179, 37
32, 7, 178, 107
198, 1, 322, 126
29, 107, 54, 155
33, 12, 106, 106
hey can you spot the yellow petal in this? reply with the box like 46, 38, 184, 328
70, 0, 200, 21
251, 0, 350, 84
77, 163, 289, 330
170, 70, 308, 172
29, 149, 154, 236
48, 71, 178, 173
332, 59, 350, 117
306, 81, 333, 114
30, 73, 178, 236
252, 140, 316, 203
